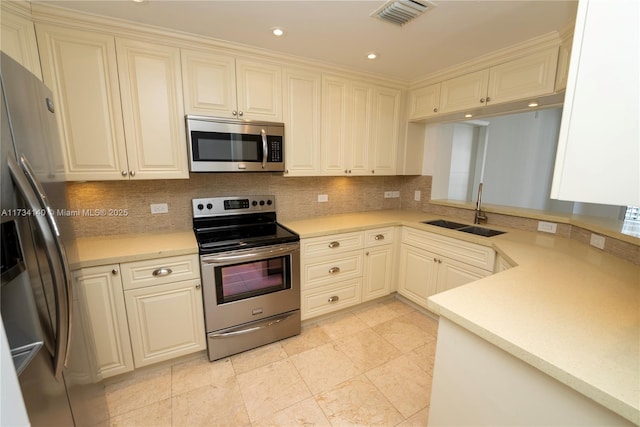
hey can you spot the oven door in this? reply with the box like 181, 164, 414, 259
200, 242, 300, 332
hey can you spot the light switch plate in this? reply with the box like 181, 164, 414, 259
150, 203, 168, 214
317, 194, 328, 202
537, 221, 557, 234
414, 190, 421, 201
590, 233, 606, 250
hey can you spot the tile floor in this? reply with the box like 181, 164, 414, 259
106, 298, 439, 427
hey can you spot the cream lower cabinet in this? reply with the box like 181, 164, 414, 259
74, 254, 205, 378
301, 228, 397, 319
397, 228, 494, 310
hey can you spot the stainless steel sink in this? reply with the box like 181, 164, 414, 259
422, 219, 468, 229
422, 219, 506, 237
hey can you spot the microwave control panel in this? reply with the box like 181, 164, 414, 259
268, 137, 283, 162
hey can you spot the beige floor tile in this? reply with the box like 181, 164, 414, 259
230, 342, 288, 375
281, 323, 332, 357
381, 298, 416, 316
316, 311, 369, 340
404, 311, 439, 338
315, 375, 405, 426
290, 342, 362, 395
335, 329, 401, 371
105, 367, 171, 417
109, 399, 171, 427
407, 339, 437, 376
172, 378, 250, 427
171, 355, 235, 396
252, 397, 331, 427
372, 313, 437, 353
237, 359, 311, 422
366, 355, 431, 419
353, 302, 403, 327
397, 406, 430, 427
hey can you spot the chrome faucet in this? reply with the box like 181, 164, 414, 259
474, 183, 487, 224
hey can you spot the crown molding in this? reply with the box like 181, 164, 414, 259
1, 0, 33, 18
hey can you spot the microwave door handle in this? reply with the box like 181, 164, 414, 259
261, 128, 267, 169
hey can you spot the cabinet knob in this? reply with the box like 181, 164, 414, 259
195, 283, 201, 290
238, 111, 244, 117
111, 269, 118, 275
433, 257, 438, 263
121, 170, 127, 177
374, 234, 385, 241
486, 96, 491, 103
232, 110, 238, 116
372, 170, 375, 174
152, 267, 172, 277
433, 107, 438, 113
480, 98, 486, 103
328, 267, 341, 274
129, 170, 135, 177
328, 241, 340, 248
438, 259, 442, 264
366, 251, 370, 256
328, 295, 339, 303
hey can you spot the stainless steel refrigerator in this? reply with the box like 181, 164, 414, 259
1, 52, 109, 426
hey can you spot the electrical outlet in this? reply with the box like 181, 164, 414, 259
384, 191, 393, 198
317, 194, 328, 202
590, 233, 606, 250
537, 221, 557, 234
414, 190, 421, 201
150, 203, 168, 214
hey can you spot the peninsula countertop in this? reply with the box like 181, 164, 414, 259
281, 209, 640, 425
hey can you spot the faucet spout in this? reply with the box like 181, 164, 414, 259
474, 183, 487, 224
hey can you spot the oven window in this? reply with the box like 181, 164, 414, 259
192, 131, 263, 162
215, 255, 290, 304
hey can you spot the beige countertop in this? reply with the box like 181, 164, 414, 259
70, 229, 198, 270
282, 210, 640, 425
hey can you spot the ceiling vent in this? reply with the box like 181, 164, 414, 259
372, 0, 436, 27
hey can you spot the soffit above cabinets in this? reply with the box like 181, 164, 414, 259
32, 0, 578, 82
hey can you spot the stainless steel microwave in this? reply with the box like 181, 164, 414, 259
186, 115, 285, 173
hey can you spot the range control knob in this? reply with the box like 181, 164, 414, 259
206, 203, 213, 210
259, 200, 265, 206
267, 199, 273, 206
252, 200, 258, 206
197, 203, 204, 210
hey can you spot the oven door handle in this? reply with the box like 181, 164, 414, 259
208, 312, 296, 338
201, 244, 297, 264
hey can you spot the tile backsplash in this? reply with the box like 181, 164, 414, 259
66, 174, 432, 237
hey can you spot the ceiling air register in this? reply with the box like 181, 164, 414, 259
372, 0, 436, 26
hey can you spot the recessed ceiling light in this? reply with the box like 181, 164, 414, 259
131, 0, 146, 3
464, 114, 473, 118
271, 27, 286, 37
367, 52, 378, 60
528, 102, 539, 108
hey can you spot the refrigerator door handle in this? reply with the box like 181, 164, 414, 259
7, 154, 71, 380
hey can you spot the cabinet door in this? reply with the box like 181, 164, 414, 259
321, 76, 349, 175
124, 279, 206, 368
116, 38, 188, 179
554, 36, 573, 92
37, 26, 128, 181
74, 265, 133, 379
487, 47, 559, 105
408, 83, 441, 120
435, 257, 491, 294
370, 87, 400, 175
1, 4, 42, 80
551, 0, 639, 206
440, 69, 489, 114
235, 59, 282, 121
282, 67, 321, 176
397, 244, 438, 308
347, 83, 373, 175
181, 48, 237, 117
363, 245, 394, 302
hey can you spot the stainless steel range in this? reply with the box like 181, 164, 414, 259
192, 195, 300, 361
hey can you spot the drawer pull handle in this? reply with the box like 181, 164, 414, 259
328, 296, 339, 303
374, 234, 385, 241
328, 267, 341, 274
152, 268, 173, 277
328, 241, 340, 248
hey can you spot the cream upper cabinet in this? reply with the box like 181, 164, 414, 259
440, 70, 490, 114
282, 67, 321, 176
182, 49, 282, 121
554, 35, 573, 92
407, 83, 441, 120
36, 25, 129, 181
1, 3, 42, 80
321, 75, 400, 176
551, 0, 639, 206
116, 38, 188, 179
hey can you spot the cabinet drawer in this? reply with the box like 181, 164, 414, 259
402, 228, 495, 271
301, 231, 364, 258
120, 254, 200, 290
301, 278, 362, 320
364, 227, 395, 247
302, 250, 363, 289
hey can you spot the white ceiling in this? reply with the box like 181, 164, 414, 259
36, 0, 578, 82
